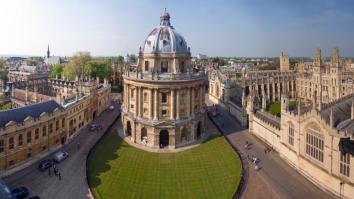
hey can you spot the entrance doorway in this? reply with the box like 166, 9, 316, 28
159, 130, 169, 147
93, 111, 97, 119
141, 127, 147, 141
197, 122, 201, 138
126, 121, 132, 136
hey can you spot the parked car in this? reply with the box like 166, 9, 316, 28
29, 196, 40, 199
90, 124, 98, 131
53, 151, 69, 163
11, 187, 29, 199
38, 160, 53, 171
108, 105, 115, 110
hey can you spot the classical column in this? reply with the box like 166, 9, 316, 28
272, 83, 276, 102
127, 85, 130, 112
170, 89, 175, 120
191, 88, 195, 115
187, 88, 191, 116
267, 83, 270, 102
135, 87, 139, 116
154, 89, 159, 120
199, 86, 203, 111
176, 89, 180, 120
140, 87, 143, 118
150, 89, 154, 119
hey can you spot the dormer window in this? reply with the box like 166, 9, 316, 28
145, 61, 149, 71
147, 40, 151, 46
161, 61, 168, 73
163, 40, 167, 46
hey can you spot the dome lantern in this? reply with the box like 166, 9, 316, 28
160, 8, 171, 26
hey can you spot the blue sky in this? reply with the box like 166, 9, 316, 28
0, 0, 353, 57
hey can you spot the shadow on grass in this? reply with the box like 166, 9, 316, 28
87, 129, 123, 189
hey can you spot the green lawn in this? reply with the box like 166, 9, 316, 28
87, 130, 241, 199
267, 100, 296, 117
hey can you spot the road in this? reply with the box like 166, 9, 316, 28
4, 103, 121, 199
206, 98, 336, 199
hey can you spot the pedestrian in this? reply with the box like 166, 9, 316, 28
58, 172, 61, 181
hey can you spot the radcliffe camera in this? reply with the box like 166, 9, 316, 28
0, 1, 353, 199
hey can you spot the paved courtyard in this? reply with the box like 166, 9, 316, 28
3, 103, 120, 199
206, 97, 336, 199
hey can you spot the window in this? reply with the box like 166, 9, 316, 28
305, 128, 324, 162
145, 61, 149, 71
56, 120, 59, 131
288, 124, 294, 146
340, 152, 350, 177
131, 89, 135, 98
161, 61, 168, 73
42, 126, 47, 137
0, 139, 4, 153
180, 61, 185, 72
35, 129, 39, 140
27, 131, 32, 144
18, 134, 23, 146
161, 93, 167, 103
9, 137, 14, 150
144, 93, 148, 102
162, 110, 167, 116
49, 123, 53, 134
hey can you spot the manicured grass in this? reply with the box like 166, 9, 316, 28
87, 130, 241, 199
267, 100, 296, 117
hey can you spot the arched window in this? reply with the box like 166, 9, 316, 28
305, 124, 324, 162
161, 61, 168, 73
288, 123, 294, 146
145, 61, 149, 71
18, 134, 23, 146
141, 127, 147, 142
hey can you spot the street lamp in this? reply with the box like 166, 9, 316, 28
339, 181, 344, 199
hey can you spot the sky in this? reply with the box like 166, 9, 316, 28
0, 0, 354, 57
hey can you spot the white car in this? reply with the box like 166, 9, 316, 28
108, 105, 115, 110
53, 151, 69, 163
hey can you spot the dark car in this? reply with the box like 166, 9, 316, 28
38, 160, 53, 171
29, 196, 40, 199
11, 187, 29, 199
89, 124, 97, 131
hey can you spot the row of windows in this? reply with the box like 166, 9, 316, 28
143, 61, 185, 73
0, 119, 65, 152
131, 89, 200, 103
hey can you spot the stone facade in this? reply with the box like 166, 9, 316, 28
0, 78, 111, 175
122, 10, 207, 149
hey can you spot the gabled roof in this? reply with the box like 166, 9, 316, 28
0, 100, 63, 127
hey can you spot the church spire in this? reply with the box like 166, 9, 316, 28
47, 44, 50, 58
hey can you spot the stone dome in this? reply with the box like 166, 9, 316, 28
143, 9, 188, 54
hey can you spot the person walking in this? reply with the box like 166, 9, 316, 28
58, 172, 61, 181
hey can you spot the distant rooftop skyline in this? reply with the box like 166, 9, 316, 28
0, 0, 354, 57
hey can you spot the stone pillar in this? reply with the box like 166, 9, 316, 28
199, 86, 203, 111
187, 88, 191, 116
170, 89, 175, 120
277, 83, 281, 101
150, 89, 154, 119
191, 88, 195, 115
272, 83, 276, 102
154, 89, 159, 120
176, 89, 180, 120
135, 87, 139, 116
267, 83, 270, 101
140, 87, 143, 118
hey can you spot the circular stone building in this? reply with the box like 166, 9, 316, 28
122, 10, 207, 149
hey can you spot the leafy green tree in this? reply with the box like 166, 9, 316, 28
50, 64, 63, 78
62, 51, 91, 80
84, 60, 112, 80
0, 59, 6, 80
219, 58, 225, 66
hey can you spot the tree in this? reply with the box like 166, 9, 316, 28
219, 58, 225, 66
84, 60, 112, 81
50, 64, 63, 78
0, 59, 6, 80
62, 51, 91, 80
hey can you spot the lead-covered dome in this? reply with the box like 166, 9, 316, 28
143, 9, 188, 54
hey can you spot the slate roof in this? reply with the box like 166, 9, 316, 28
0, 100, 63, 127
